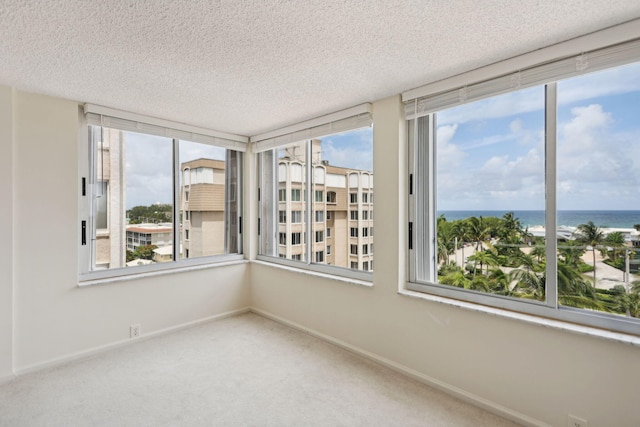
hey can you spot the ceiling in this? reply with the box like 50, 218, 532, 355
2, 0, 640, 137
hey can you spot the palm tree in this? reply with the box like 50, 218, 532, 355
556, 262, 604, 310
452, 220, 470, 267
575, 221, 605, 285
603, 231, 625, 266
468, 250, 499, 276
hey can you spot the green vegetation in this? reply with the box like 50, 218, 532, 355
436, 213, 639, 318
127, 204, 172, 224
126, 245, 158, 262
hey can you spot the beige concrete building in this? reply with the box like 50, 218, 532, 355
94, 127, 126, 269
181, 158, 226, 259
277, 140, 373, 271
125, 223, 173, 252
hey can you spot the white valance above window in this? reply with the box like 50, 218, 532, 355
251, 103, 373, 153
84, 104, 248, 152
403, 20, 640, 120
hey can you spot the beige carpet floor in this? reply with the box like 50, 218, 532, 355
0, 313, 521, 426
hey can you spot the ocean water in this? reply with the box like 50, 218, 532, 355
437, 210, 640, 229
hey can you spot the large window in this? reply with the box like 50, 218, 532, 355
80, 108, 244, 280
257, 106, 373, 279
407, 40, 640, 335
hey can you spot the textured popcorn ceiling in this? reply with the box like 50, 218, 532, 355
2, 1, 640, 136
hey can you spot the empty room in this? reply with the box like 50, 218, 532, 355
2, 1, 640, 426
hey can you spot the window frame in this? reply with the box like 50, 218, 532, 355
254, 105, 374, 282
78, 107, 246, 283
406, 39, 640, 336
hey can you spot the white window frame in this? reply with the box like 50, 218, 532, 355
405, 34, 640, 336
79, 106, 246, 283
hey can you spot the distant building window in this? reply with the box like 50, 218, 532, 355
326, 228, 331, 238
350, 193, 357, 204
291, 210, 302, 223
291, 189, 301, 201
278, 189, 286, 201
362, 193, 368, 203
350, 227, 358, 237
292, 232, 301, 245
351, 262, 358, 269
362, 228, 368, 237
327, 191, 337, 204
327, 245, 331, 255
279, 233, 287, 245
315, 231, 324, 243
315, 210, 324, 222
315, 251, 324, 263
350, 211, 358, 220
350, 244, 358, 255
279, 210, 287, 223
315, 190, 324, 202
326, 211, 332, 220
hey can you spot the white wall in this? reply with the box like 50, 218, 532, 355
251, 95, 640, 427
0, 86, 14, 379
4, 88, 250, 373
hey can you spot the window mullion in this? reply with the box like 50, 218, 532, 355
545, 83, 558, 309
172, 139, 180, 262
305, 140, 312, 265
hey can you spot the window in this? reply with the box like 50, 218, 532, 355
363, 261, 369, 271
350, 193, 358, 204
279, 211, 287, 223
279, 233, 287, 245
362, 210, 368, 220
362, 227, 368, 237
80, 108, 244, 279
351, 262, 358, 269
315, 251, 324, 262
406, 38, 640, 335
291, 189, 301, 201
257, 111, 374, 277
362, 193, 368, 203
370, 227, 374, 236
362, 244, 368, 255
278, 188, 286, 201
292, 232, 301, 245
350, 227, 358, 237
350, 244, 358, 255
292, 254, 302, 261
350, 211, 358, 220
327, 245, 331, 255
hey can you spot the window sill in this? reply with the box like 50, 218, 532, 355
252, 259, 373, 288
398, 288, 640, 347
78, 259, 248, 287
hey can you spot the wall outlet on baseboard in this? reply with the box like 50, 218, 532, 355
130, 324, 141, 339
568, 414, 588, 427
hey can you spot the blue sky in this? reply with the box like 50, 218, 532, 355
436, 61, 640, 211
121, 61, 640, 211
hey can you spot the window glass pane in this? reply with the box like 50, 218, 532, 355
272, 145, 307, 262
179, 140, 239, 259
556, 62, 640, 317
92, 126, 173, 269
434, 86, 546, 300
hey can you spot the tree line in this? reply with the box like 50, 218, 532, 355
437, 213, 640, 318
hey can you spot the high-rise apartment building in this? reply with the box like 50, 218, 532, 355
276, 140, 373, 271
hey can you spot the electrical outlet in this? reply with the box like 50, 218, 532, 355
130, 324, 141, 339
568, 414, 588, 427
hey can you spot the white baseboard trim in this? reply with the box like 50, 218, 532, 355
250, 307, 548, 427
14, 307, 251, 377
